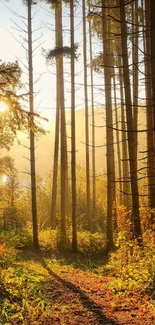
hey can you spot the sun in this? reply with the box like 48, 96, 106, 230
0, 102, 8, 113
2, 175, 7, 184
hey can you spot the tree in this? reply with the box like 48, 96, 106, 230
120, 0, 142, 243
88, 2, 96, 221
149, 0, 155, 230
46, 0, 69, 238
70, 0, 77, 251
132, 0, 139, 170
27, 0, 39, 249
102, 0, 114, 250
0, 156, 19, 228
0, 61, 40, 149
113, 71, 122, 206
119, 66, 131, 211
82, 0, 91, 231
49, 4, 60, 230
55, 1, 67, 237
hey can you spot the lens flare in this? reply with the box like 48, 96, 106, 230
2, 175, 7, 183
0, 102, 8, 112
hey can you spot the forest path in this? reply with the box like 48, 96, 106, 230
13, 249, 154, 325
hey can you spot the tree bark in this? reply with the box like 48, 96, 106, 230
70, 0, 77, 252
82, 0, 91, 231
148, 0, 155, 211
56, 3, 67, 237
89, 7, 96, 222
28, 0, 39, 249
120, 66, 131, 211
102, 0, 114, 250
132, 0, 139, 170
113, 74, 122, 206
150, 0, 155, 232
50, 10, 60, 229
120, 0, 142, 243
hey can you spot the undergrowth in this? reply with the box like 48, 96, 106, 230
39, 229, 106, 256
0, 228, 154, 323
106, 231, 155, 315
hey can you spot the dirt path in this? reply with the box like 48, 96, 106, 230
16, 251, 154, 325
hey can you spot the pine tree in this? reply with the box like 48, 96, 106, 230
27, 0, 39, 249
82, 0, 91, 231
102, 0, 114, 250
120, 0, 142, 243
70, 0, 77, 251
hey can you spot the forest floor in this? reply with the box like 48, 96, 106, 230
0, 247, 154, 325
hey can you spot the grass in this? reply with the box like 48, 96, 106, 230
0, 228, 155, 324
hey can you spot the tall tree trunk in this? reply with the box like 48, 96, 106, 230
120, 66, 131, 211
50, 9, 60, 229
150, 0, 155, 128
89, 7, 96, 222
27, 0, 39, 249
109, 33, 117, 233
102, 1, 114, 250
56, 3, 67, 236
150, 0, 155, 229
82, 0, 91, 231
132, 0, 139, 170
147, 0, 155, 212
113, 74, 122, 205
70, 0, 77, 252
120, 0, 142, 243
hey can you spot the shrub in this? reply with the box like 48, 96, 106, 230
39, 229, 59, 253
0, 243, 16, 267
39, 230, 106, 256
77, 231, 106, 255
0, 228, 32, 249
107, 232, 155, 298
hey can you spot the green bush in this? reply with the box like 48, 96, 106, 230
0, 229, 32, 249
39, 229, 106, 255
77, 231, 106, 255
107, 233, 155, 298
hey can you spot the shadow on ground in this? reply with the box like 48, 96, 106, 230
40, 257, 119, 325
16, 248, 109, 273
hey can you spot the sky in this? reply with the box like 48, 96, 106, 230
0, 0, 104, 125
0, 0, 146, 125
0, 0, 105, 182
0, 0, 147, 183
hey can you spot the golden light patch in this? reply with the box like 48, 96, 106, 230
0, 102, 8, 113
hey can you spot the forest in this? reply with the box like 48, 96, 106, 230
0, 0, 155, 324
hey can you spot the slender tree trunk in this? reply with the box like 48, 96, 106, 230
120, 0, 142, 243
70, 0, 77, 252
50, 73, 60, 226
64, 121, 69, 218
113, 74, 122, 205
150, 0, 155, 230
50, 10, 60, 229
89, 5, 96, 222
102, 1, 114, 250
82, 0, 91, 231
132, 0, 139, 170
56, 3, 67, 236
150, 0, 155, 129
109, 34, 117, 233
119, 67, 131, 211
28, 0, 39, 249
147, 0, 155, 212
